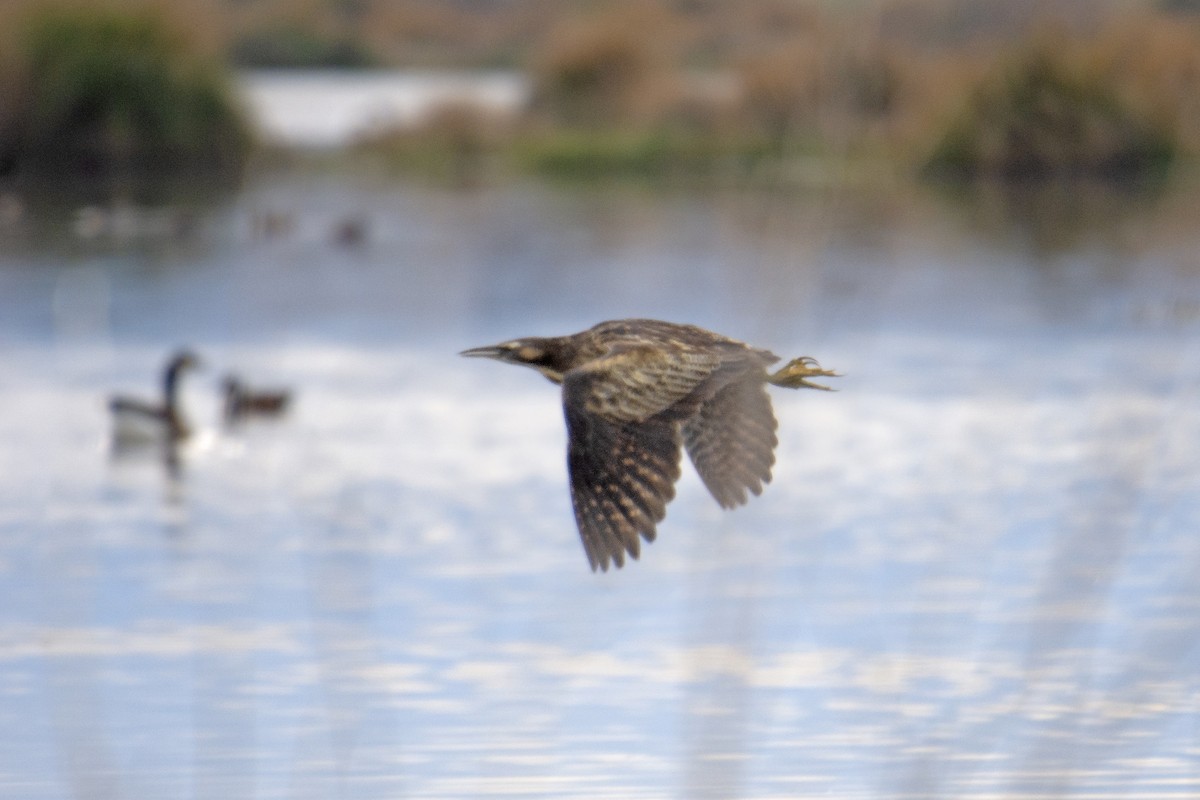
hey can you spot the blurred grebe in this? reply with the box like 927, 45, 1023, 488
110, 350, 203, 444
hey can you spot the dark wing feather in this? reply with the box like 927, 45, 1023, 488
565, 410, 682, 571
563, 358, 692, 571
682, 367, 779, 509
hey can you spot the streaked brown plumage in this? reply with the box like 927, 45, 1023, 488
461, 319, 839, 572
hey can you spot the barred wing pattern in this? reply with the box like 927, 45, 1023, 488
561, 348, 722, 570
561, 343, 787, 570
682, 374, 779, 508
564, 402, 682, 571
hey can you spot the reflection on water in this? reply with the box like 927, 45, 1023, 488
928, 176, 1182, 257
1, 172, 1199, 798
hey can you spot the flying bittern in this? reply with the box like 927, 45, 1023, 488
462, 319, 838, 571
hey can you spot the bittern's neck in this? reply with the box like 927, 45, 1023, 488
523, 335, 578, 384
164, 365, 184, 407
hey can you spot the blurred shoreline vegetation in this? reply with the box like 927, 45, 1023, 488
229, 25, 377, 69
0, 2, 252, 183
2, 0, 1200, 187
921, 24, 1183, 181
347, 0, 1200, 186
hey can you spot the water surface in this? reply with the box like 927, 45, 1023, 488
1, 171, 1199, 798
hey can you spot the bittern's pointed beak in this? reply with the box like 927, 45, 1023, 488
459, 344, 507, 360
768, 356, 841, 391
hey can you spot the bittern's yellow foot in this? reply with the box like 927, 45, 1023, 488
767, 356, 840, 391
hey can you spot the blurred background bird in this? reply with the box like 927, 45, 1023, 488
221, 374, 292, 425
109, 349, 204, 445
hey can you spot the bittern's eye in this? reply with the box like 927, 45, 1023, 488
518, 346, 542, 362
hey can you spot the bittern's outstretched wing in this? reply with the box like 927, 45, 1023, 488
561, 345, 718, 571
564, 405, 681, 571
682, 373, 779, 508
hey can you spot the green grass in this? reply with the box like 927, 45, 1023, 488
0, 5, 252, 179
923, 41, 1177, 181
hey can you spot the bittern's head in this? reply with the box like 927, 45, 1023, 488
460, 337, 567, 383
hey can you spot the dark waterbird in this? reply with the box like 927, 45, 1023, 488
222, 375, 292, 424
109, 350, 204, 444
461, 319, 839, 571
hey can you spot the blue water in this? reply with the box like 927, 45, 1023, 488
1, 172, 1199, 798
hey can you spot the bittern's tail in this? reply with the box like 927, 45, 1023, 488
768, 357, 840, 391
